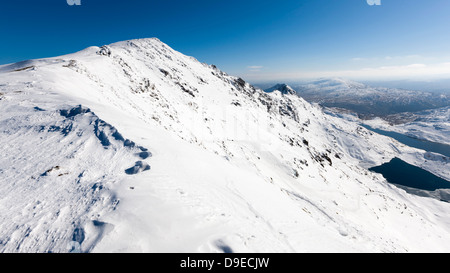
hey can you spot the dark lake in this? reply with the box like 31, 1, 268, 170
369, 157, 450, 191
361, 124, 450, 158
362, 124, 450, 195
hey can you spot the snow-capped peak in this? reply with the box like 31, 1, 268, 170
264, 83, 296, 95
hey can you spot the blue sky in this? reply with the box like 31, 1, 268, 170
1, 0, 449, 82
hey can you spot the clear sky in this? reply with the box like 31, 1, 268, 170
1, 0, 449, 82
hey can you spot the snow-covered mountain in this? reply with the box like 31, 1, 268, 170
294, 78, 450, 118
1, 38, 450, 253
264, 83, 296, 95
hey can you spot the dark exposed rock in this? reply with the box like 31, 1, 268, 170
97, 45, 112, 57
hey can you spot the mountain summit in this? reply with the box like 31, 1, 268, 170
1, 38, 450, 253
264, 83, 297, 95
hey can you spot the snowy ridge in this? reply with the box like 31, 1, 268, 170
1, 38, 450, 252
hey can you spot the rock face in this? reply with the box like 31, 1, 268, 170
0, 38, 450, 253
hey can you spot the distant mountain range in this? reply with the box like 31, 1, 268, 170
264, 78, 450, 119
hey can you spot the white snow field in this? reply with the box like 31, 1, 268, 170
0, 38, 450, 253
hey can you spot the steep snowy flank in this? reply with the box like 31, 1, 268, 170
1, 38, 450, 253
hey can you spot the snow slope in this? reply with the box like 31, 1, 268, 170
1, 38, 450, 253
